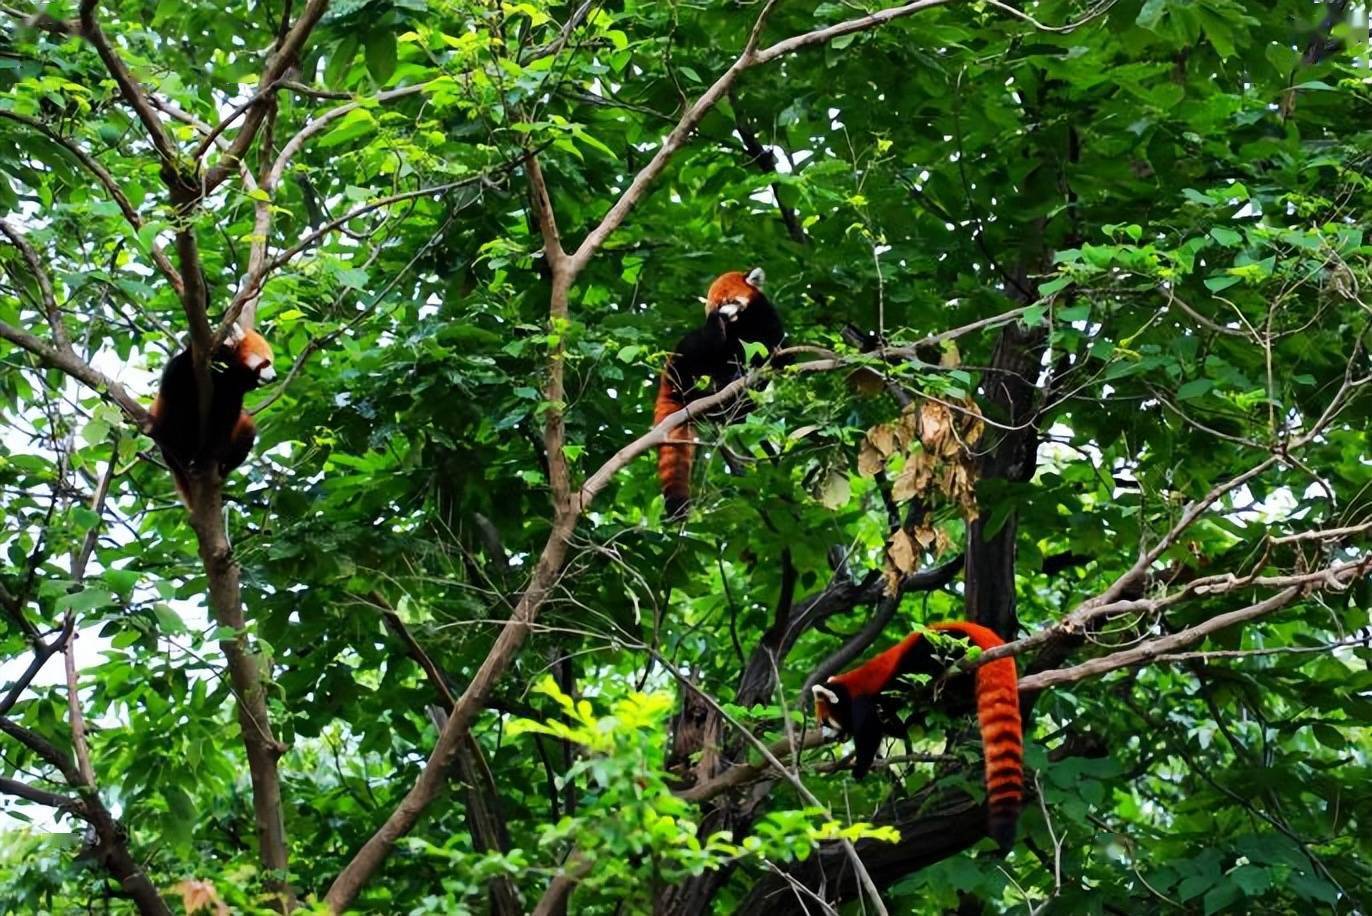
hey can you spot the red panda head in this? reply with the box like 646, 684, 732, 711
227, 325, 276, 387
705, 267, 765, 323
811, 681, 850, 738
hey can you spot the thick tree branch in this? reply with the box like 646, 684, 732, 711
184, 478, 294, 907
0, 776, 75, 809
77, 0, 179, 166
371, 591, 522, 916
0, 318, 150, 430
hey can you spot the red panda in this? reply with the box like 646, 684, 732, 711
149, 325, 276, 507
653, 268, 784, 518
812, 621, 1023, 851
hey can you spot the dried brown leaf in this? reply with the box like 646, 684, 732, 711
891, 463, 920, 503
176, 880, 229, 916
857, 439, 885, 477
816, 468, 851, 509
918, 401, 952, 452
868, 422, 898, 457
887, 529, 917, 573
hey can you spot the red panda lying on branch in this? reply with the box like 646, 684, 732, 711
149, 324, 276, 508
653, 268, 785, 518
812, 621, 1023, 850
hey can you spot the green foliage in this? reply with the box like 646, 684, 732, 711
502, 677, 897, 910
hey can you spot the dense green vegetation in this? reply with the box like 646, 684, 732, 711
1, 0, 1370, 911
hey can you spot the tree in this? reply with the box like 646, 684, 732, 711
1, 0, 1369, 912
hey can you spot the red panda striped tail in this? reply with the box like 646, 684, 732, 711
969, 637, 1023, 851
654, 372, 693, 518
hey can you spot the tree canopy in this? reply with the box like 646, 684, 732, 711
1, 0, 1370, 912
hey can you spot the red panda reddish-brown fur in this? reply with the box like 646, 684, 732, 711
812, 621, 1023, 850
653, 269, 784, 518
149, 327, 276, 508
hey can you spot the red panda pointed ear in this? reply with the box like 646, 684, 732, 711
745, 267, 765, 290
226, 323, 246, 345
812, 684, 839, 705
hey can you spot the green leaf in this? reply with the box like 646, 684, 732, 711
319, 109, 377, 149
364, 31, 398, 84
1176, 378, 1213, 400
1209, 226, 1243, 247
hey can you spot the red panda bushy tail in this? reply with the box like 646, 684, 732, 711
938, 622, 1023, 851
654, 372, 693, 518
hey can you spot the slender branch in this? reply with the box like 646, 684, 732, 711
522, 0, 596, 61
202, 0, 331, 191
217, 162, 520, 347
0, 621, 74, 718
64, 632, 96, 787
64, 449, 117, 790
267, 83, 432, 191
569, 0, 783, 270
752, 0, 956, 65
0, 219, 66, 348
887, 305, 1033, 357
194, 76, 289, 163
373, 592, 456, 706
1018, 586, 1306, 691
968, 553, 1370, 680
1270, 519, 1372, 544
676, 730, 828, 803
579, 353, 842, 506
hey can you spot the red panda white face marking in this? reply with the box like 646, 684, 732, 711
245, 352, 276, 382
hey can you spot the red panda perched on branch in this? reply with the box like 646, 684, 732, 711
148, 324, 276, 508
812, 621, 1023, 851
653, 268, 785, 518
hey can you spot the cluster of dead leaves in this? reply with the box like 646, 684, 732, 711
857, 397, 985, 593
175, 879, 229, 915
